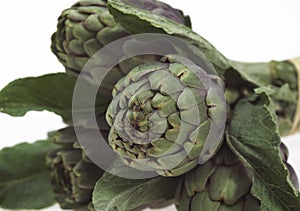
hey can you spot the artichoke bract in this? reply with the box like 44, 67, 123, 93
51, 0, 191, 75
106, 56, 226, 177
46, 127, 104, 210
279, 143, 299, 189
175, 143, 299, 211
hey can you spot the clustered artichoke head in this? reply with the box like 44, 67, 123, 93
51, 0, 191, 76
46, 127, 104, 210
175, 143, 299, 210
106, 56, 226, 177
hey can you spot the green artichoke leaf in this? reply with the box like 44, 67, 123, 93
107, 0, 299, 104
0, 73, 107, 123
0, 140, 59, 209
227, 96, 300, 210
92, 162, 179, 211
229, 62, 273, 88
107, 0, 230, 72
232, 60, 298, 89
225, 60, 298, 136
255, 84, 297, 105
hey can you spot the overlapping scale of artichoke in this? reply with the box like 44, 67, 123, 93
175, 143, 299, 211
106, 56, 226, 177
46, 127, 104, 210
279, 143, 299, 188
51, 0, 190, 76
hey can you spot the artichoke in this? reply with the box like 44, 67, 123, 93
46, 127, 104, 210
279, 143, 299, 188
106, 56, 226, 177
175, 143, 299, 211
51, 0, 191, 76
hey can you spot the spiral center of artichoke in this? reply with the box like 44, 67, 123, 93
127, 90, 155, 132
126, 89, 174, 142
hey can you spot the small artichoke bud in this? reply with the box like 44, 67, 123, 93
51, 0, 191, 75
279, 142, 299, 189
176, 144, 260, 211
46, 127, 104, 209
175, 143, 299, 210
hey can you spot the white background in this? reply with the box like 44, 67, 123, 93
1, 0, 300, 210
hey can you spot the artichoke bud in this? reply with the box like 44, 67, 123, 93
175, 143, 299, 210
279, 143, 299, 189
106, 56, 226, 177
122, 0, 191, 27
279, 142, 289, 162
176, 145, 260, 211
51, 0, 190, 76
46, 127, 104, 209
